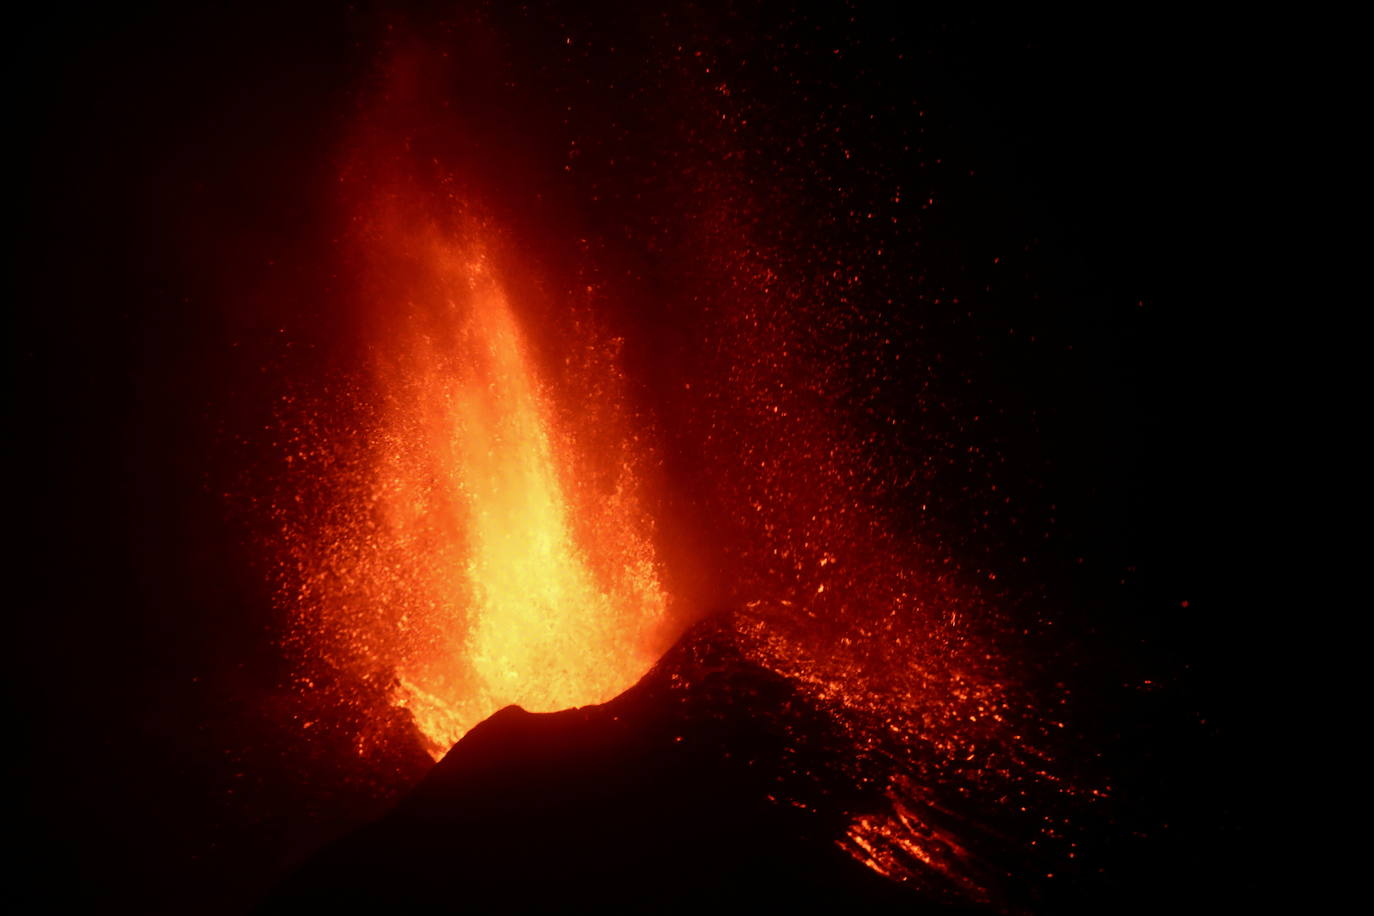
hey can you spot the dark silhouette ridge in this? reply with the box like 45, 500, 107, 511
258, 618, 981, 913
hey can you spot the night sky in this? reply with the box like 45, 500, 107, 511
15, 4, 1267, 912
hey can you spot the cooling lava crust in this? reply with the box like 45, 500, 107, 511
259, 617, 974, 913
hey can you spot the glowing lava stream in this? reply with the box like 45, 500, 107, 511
322, 218, 671, 759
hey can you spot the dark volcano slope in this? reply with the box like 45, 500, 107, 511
258, 621, 968, 913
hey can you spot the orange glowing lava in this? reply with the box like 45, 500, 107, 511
251, 32, 1091, 903
272, 155, 675, 758
365, 227, 669, 755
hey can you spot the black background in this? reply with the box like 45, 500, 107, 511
14, 3, 1272, 911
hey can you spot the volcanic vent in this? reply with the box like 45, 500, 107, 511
16, 2, 1258, 913
253, 15, 1095, 914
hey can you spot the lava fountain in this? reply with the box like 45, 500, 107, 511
261, 25, 1088, 907
355, 215, 670, 755
270, 97, 675, 759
